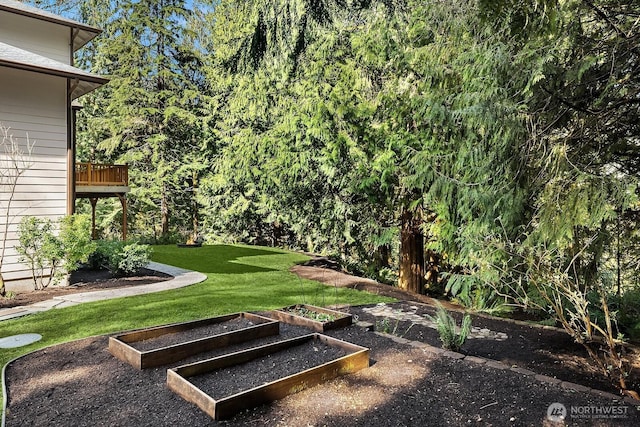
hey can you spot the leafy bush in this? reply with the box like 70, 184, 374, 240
59, 214, 96, 272
443, 272, 512, 316
87, 240, 119, 270
15, 217, 64, 289
427, 303, 472, 352
112, 243, 151, 275
617, 289, 640, 341
454, 286, 514, 317
16, 214, 103, 289
488, 238, 640, 399
89, 240, 151, 276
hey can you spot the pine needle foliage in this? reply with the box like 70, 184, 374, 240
75, 0, 209, 240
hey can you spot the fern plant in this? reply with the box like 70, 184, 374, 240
427, 303, 472, 352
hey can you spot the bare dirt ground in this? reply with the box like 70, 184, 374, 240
3, 263, 640, 426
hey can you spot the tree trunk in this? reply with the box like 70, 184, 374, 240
424, 248, 440, 291
374, 244, 391, 270
399, 208, 425, 294
272, 221, 281, 247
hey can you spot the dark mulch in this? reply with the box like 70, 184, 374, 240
294, 266, 640, 397
0, 268, 172, 309
4, 265, 640, 425
4, 320, 639, 426
189, 339, 347, 399
351, 302, 640, 397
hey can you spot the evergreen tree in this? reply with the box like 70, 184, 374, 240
78, 0, 207, 240
201, 0, 528, 292
199, 0, 400, 269
346, 0, 529, 292
482, 0, 640, 292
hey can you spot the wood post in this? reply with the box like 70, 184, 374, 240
117, 194, 127, 241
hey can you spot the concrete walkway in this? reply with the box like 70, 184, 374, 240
0, 262, 207, 322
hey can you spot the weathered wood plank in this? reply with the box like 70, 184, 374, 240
168, 333, 369, 421
271, 304, 353, 332
108, 313, 279, 369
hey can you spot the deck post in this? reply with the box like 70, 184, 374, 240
118, 194, 127, 241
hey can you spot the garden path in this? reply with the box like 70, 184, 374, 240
0, 262, 206, 322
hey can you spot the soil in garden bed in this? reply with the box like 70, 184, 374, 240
129, 317, 262, 352
0, 267, 172, 309
188, 339, 348, 399
5, 321, 640, 426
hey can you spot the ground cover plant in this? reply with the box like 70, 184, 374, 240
0, 244, 394, 413
283, 306, 337, 323
426, 302, 472, 352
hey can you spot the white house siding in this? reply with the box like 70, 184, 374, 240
0, 66, 68, 289
0, 12, 70, 64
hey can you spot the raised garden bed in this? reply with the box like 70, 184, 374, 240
108, 312, 278, 369
167, 333, 369, 421
271, 304, 352, 332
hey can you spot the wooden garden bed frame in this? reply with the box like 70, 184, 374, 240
271, 304, 353, 332
167, 333, 369, 421
108, 312, 279, 369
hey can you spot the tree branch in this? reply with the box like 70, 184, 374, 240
582, 0, 627, 38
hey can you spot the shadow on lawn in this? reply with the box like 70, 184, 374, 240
170, 244, 283, 274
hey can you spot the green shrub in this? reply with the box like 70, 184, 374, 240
617, 289, 640, 341
89, 240, 151, 276
454, 286, 513, 317
15, 216, 64, 289
87, 240, 120, 270
113, 243, 151, 275
59, 214, 96, 273
427, 303, 472, 352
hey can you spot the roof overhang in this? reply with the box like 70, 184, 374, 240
0, 42, 108, 99
0, 0, 101, 50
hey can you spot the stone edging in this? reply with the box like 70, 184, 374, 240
355, 321, 640, 407
394, 300, 640, 357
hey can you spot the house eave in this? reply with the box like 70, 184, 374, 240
0, 41, 108, 98
0, 0, 102, 50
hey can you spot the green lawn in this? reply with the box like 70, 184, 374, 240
0, 244, 394, 411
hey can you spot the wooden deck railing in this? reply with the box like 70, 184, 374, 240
75, 163, 128, 186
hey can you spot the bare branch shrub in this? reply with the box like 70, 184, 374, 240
0, 124, 34, 296
487, 235, 639, 399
